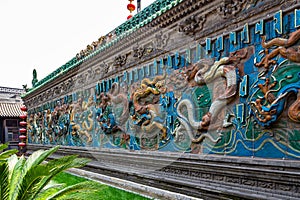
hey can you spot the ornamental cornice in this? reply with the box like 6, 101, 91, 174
22, 0, 294, 102
192, 0, 291, 42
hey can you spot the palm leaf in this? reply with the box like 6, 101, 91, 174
7, 154, 18, 181
46, 181, 101, 200
16, 165, 51, 200
36, 182, 64, 200
12, 146, 60, 200
9, 156, 26, 200
18, 176, 44, 200
28, 156, 90, 200
0, 143, 8, 151
0, 149, 18, 160
49, 158, 89, 174
23, 146, 60, 174
42, 181, 64, 191
0, 161, 9, 200
0, 145, 93, 200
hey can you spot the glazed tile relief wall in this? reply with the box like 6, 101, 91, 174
27, 9, 300, 159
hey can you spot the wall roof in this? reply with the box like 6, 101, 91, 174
22, 0, 184, 98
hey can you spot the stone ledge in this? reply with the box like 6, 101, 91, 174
28, 144, 300, 168
27, 144, 300, 199
68, 168, 202, 200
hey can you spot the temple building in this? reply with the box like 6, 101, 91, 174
0, 86, 24, 149
21, 0, 300, 199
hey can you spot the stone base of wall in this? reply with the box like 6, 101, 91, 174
27, 144, 300, 199
67, 168, 201, 200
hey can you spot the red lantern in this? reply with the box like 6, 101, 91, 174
19, 135, 27, 140
20, 105, 27, 112
19, 128, 27, 134
18, 106, 27, 154
20, 121, 27, 126
127, 0, 135, 20
20, 114, 27, 119
127, 3, 136, 12
18, 142, 26, 147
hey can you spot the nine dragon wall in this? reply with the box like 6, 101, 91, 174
26, 9, 300, 160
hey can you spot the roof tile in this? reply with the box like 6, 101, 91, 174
0, 103, 25, 117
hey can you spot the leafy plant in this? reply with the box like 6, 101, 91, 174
0, 144, 101, 200
0, 143, 18, 160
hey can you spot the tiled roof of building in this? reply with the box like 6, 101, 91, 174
0, 103, 24, 117
0, 87, 23, 94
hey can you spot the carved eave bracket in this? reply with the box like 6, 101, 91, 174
114, 53, 129, 67
217, 0, 246, 19
178, 15, 206, 36
154, 31, 170, 50
133, 45, 145, 59
100, 62, 110, 73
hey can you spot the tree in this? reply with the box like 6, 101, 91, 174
0, 144, 100, 200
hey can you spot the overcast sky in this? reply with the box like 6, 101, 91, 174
0, 0, 155, 89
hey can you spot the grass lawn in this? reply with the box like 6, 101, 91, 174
39, 172, 151, 200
